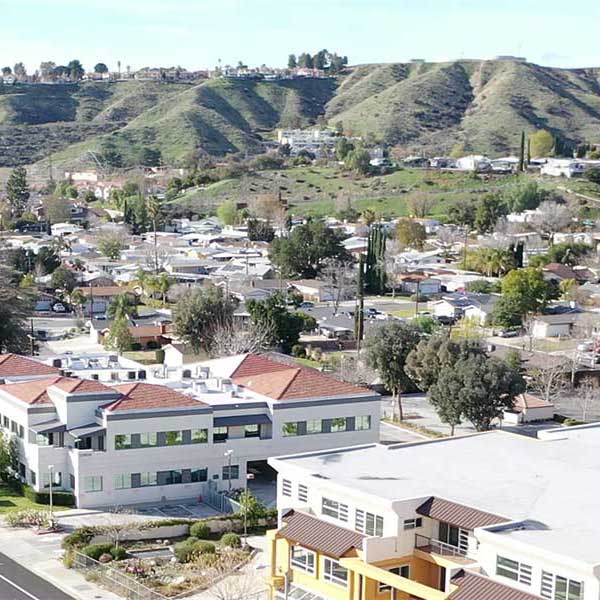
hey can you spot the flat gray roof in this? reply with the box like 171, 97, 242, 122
271, 427, 600, 565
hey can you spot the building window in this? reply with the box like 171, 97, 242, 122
191, 429, 208, 443
355, 509, 383, 536
10, 421, 18, 435
355, 416, 371, 431
36, 433, 53, 446
222, 465, 239, 481
541, 571, 584, 600
330, 417, 347, 433
244, 424, 260, 438
140, 472, 157, 487
322, 497, 348, 522
18, 425, 24, 439
306, 420, 322, 434
298, 484, 308, 503
2, 416, 8, 429
213, 426, 228, 443
282, 479, 292, 497
438, 521, 469, 553
323, 558, 348, 587
282, 422, 299, 437
191, 468, 208, 482
140, 432, 157, 447
19, 463, 26, 478
83, 476, 103, 493
30, 470, 36, 486
115, 434, 132, 450
165, 431, 183, 446
165, 470, 183, 485
379, 565, 410, 591
114, 474, 132, 489
291, 546, 315, 574
403, 517, 423, 530
496, 556, 532, 586
42, 471, 62, 488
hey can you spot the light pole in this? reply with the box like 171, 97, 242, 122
47, 464, 54, 525
224, 450, 233, 493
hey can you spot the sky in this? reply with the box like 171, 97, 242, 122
2, 0, 599, 73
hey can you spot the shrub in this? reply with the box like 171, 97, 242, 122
23, 485, 75, 507
4, 509, 54, 528
564, 418, 584, 427
189, 522, 211, 539
83, 543, 114, 561
195, 541, 216, 555
155, 349, 165, 363
221, 533, 241, 548
62, 527, 95, 549
146, 340, 159, 350
110, 546, 128, 560
99, 553, 113, 563
174, 540, 196, 563
130, 342, 142, 351
291, 344, 306, 358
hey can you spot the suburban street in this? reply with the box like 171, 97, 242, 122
0, 552, 74, 600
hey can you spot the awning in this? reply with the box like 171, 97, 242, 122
213, 414, 272, 427
68, 423, 106, 437
30, 420, 67, 434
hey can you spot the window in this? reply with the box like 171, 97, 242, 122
355, 509, 383, 536
282, 479, 292, 497
222, 465, 239, 481
322, 497, 348, 522
403, 517, 423, 530
191, 468, 208, 482
140, 432, 157, 447
496, 556, 532, 586
42, 471, 62, 488
298, 484, 308, 503
291, 546, 315, 574
114, 474, 132, 489
165, 431, 183, 446
165, 470, 183, 485
244, 424, 260, 438
282, 422, 299, 437
213, 426, 228, 443
438, 521, 468, 553
541, 571, 584, 600
140, 472, 157, 487
83, 476, 103, 493
2, 416, 8, 429
330, 417, 348, 433
18, 425, 24, 439
191, 429, 208, 443
379, 565, 410, 592
306, 420, 322, 434
323, 558, 348, 587
19, 463, 26, 478
11, 420, 18, 435
76, 437, 92, 450
115, 434, 132, 450
36, 433, 53, 446
30, 470, 36, 486
355, 416, 371, 431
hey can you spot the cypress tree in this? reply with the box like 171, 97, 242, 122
518, 131, 525, 172
354, 254, 365, 350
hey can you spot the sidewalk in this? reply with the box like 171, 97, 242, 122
0, 524, 121, 600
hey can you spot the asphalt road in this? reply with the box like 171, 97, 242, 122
0, 552, 74, 600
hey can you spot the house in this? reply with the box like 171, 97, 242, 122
430, 293, 499, 324
291, 280, 354, 303
542, 263, 579, 283
163, 343, 187, 367
2, 352, 379, 508
396, 274, 441, 296
74, 286, 134, 315
531, 313, 578, 338
0, 354, 61, 383
455, 155, 492, 172
266, 426, 599, 600
503, 393, 555, 425
540, 158, 600, 178
398, 249, 445, 267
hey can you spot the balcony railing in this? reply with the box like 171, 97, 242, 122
415, 534, 468, 557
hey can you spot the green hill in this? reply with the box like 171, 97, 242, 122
1, 59, 600, 168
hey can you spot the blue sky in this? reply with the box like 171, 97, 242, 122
2, 0, 598, 72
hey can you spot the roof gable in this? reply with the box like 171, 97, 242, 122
450, 570, 543, 600
0, 354, 61, 378
104, 383, 207, 412
417, 497, 508, 530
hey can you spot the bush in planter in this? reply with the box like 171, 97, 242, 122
189, 522, 211, 539
110, 546, 128, 560
195, 541, 216, 554
62, 527, 96, 549
221, 533, 241, 548
291, 344, 305, 358
83, 543, 114, 561
174, 540, 196, 563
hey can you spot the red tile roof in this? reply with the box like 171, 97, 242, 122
450, 570, 543, 600
75, 286, 130, 297
514, 393, 553, 411
0, 354, 60, 378
277, 510, 365, 558
0, 377, 110, 405
231, 354, 372, 401
104, 383, 207, 412
417, 497, 508, 531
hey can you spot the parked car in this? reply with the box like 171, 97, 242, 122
436, 315, 456, 325
52, 303, 67, 313
577, 341, 596, 353
499, 329, 520, 338
299, 301, 315, 310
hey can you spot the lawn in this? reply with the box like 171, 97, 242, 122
0, 484, 69, 514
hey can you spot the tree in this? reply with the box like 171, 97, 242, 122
500, 267, 558, 318
491, 295, 523, 329
530, 129, 554, 158
395, 218, 426, 250
474, 193, 508, 234
99, 507, 138, 550
546, 242, 591, 265
43, 195, 72, 224
465, 247, 515, 277
148, 272, 173, 306
269, 221, 350, 279
39, 61, 56, 80
575, 377, 598, 422
108, 293, 137, 320
173, 286, 237, 354
97, 232, 126, 260
503, 181, 545, 213
207, 320, 275, 358
450, 142, 466, 159
528, 364, 569, 403
406, 192, 435, 218
67, 59, 84, 80
518, 131, 525, 172
297, 53, 314, 69
247, 293, 316, 354
50, 266, 77, 294
94, 63, 109, 74
287, 54, 297, 69
365, 225, 387, 294
447, 200, 475, 228
217, 201, 240, 227
1, 66, 11, 76
247, 218, 274, 242
6, 167, 30, 218
364, 322, 422, 420
0, 266, 32, 353
345, 147, 371, 175
531, 201, 572, 245
13, 62, 26, 80
586, 167, 600, 185
318, 258, 356, 314
335, 137, 354, 161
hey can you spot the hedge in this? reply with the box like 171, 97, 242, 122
23, 485, 75, 507
82, 543, 114, 560
189, 522, 210, 539
221, 532, 241, 548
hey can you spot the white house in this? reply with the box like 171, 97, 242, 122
503, 393, 555, 425
531, 314, 577, 338
455, 155, 492, 172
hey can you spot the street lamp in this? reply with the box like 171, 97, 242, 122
224, 450, 233, 492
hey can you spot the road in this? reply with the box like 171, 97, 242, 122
0, 552, 74, 600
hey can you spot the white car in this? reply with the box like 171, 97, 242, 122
52, 303, 67, 313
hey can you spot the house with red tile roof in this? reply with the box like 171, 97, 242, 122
0, 353, 61, 383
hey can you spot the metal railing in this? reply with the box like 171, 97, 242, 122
415, 534, 468, 557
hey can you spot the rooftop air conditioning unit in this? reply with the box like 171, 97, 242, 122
127, 371, 136, 380
182, 369, 192, 379
138, 370, 146, 380
91, 374, 99, 380
52, 359, 62, 368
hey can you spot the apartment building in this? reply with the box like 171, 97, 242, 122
266, 427, 600, 600
0, 353, 379, 508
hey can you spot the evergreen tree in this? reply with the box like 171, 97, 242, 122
287, 54, 297, 69
518, 131, 525, 172
6, 166, 30, 217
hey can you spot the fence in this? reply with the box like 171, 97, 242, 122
203, 483, 242, 514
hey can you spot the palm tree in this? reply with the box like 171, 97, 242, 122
132, 268, 151, 297
108, 293, 138, 320
70, 289, 87, 316
152, 272, 173, 306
